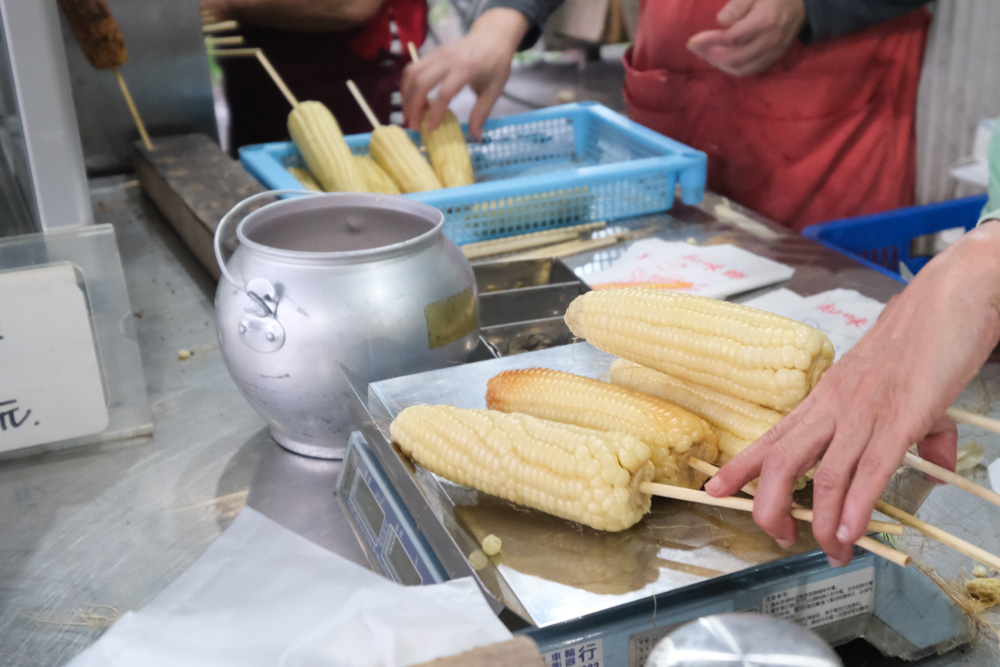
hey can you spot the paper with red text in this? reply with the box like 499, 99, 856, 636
576, 239, 795, 299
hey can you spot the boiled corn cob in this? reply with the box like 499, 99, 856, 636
609, 359, 783, 463
369, 125, 442, 193
486, 368, 718, 489
288, 101, 366, 192
421, 110, 475, 188
354, 154, 401, 195
564, 288, 835, 413
287, 166, 323, 192
390, 404, 654, 532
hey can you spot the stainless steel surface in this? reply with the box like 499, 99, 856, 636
646, 613, 842, 667
215, 193, 480, 459
1, 177, 997, 666
0, 0, 91, 235
59, 0, 216, 175
0, 177, 368, 667
363, 343, 826, 627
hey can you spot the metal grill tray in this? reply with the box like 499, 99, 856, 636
354, 343, 824, 628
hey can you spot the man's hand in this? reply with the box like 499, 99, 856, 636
687, 0, 807, 76
706, 222, 1000, 566
401, 8, 529, 139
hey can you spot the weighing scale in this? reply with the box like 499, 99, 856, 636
336, 344, 975, 666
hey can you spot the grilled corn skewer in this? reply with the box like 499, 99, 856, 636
486, 368, 718, 488
390, 404, 654, 532
421, 110, 474, 188
565, 288, 835, 412
369, 125, 442, 193
288, 101, 366, 192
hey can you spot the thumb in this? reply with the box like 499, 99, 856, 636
717, 0, 755, 27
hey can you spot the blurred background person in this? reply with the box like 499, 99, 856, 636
202, 0, 428, 154
403, 0, 934, 230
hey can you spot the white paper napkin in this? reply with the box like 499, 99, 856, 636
576, 239, 795, 299
743, 288, 886, 360
66, 508, 510, 667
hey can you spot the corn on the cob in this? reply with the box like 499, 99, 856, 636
288, 101, 366, 193
390, 404, 654, 532
608, 359, 783, 463
564, 288, 834, 413
421, 110, 475, 188
353, 154, 401, 195
486, 368, 718, 488
287, 166, 323, 191
369, 125, 442, 193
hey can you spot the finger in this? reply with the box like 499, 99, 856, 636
752, 415, 835, 548
707, 412, 801, 497
835, 421, 914, 552
401, 58, 450, 129
467, 78, 505, 140
717, 0, 756, 27
916, 415, 958, 483
808, 414, 877, 566
687, 29, 731, 52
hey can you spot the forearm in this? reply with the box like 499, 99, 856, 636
209, 0, 384, 32
481, 0, 564, 50
800, 0, 932, 44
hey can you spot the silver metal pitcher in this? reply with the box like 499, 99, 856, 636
214, 191, 479, 459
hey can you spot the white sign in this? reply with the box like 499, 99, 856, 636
0, 263, 108, 453
762, 567, 876, 629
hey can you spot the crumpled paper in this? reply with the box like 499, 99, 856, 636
66, 508, 510, 667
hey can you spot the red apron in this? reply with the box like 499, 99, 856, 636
623, 1, 929, 230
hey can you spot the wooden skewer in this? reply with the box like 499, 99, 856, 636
209, 48, 260, 58
112, 68, 153, 151
407, 41, 420, 63
346, 79, 381, 130
255, 50, 298, 109
640, 481, 910, 567
203, 20, 239, 33
461, 222, 608, 259
901, 451, 1000, 510
205, 35, 245, 47
947, 406, 1000, 435
875, 500, 1000, 572
686, 458, 903, 536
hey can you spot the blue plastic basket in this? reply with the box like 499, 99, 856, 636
239, 102, 707, 245
801, 194, 989, 283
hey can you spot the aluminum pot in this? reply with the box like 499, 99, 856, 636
214, 190, 479, 459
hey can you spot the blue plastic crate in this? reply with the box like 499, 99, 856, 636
801, 194, 989, 283
239, 102, 706, 245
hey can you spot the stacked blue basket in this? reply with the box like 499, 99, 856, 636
802, 195, 989, 282
239, 102, 707, 245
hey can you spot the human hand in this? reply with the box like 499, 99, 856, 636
401, 8, 529, 140
686, 0, 806, 76
706, 222, 1000, 566
200, 0, 231, 21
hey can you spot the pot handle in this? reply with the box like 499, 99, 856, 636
214, 189, 322, 291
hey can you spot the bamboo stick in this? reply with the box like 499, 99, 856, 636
203, 20, 239, 33
461, 222, 607, 259
685, 458, 902, 536
112, 68, 153, 151
902, 451, 1000, 510
205, 35, 245, 47
346, 79, 381, 129
946, 406, 1000, 434
639, 481, 910, 567
255, 50, 298, 108
875, 500, 1000, 572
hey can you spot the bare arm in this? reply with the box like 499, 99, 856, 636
707, 221, 1000, 566
201, 0, 384, 32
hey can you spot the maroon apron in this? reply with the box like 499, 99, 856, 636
623, 1, 929, 230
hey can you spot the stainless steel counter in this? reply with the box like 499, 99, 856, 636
0, 177, 995, 666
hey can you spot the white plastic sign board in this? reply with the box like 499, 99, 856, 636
0, 263, 108, 453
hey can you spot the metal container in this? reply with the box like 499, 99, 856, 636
214, 191, 479, 459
